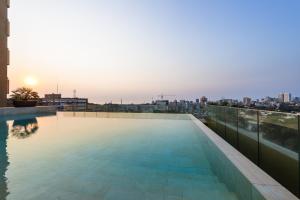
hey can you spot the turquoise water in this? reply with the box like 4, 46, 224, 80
0, 112, 238, 200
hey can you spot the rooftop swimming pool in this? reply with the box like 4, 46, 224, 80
0, 112, 295, 200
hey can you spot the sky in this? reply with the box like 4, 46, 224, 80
8, 0, 300, 103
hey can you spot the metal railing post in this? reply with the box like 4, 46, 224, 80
298, 114, 300, 196
257, 110, 260, 166
215, 106, 217, 131
224, 107, 227, 140
236, 108, 239, 150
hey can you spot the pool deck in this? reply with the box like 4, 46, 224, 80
189, 114, 298, 200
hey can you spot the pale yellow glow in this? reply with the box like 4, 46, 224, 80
24, 77, 38, 87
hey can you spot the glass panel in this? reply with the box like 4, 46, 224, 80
214, 106, 226, 139
225, 107, 238, 148
238, 109, 259, 164
204, 105, 300, 197
205, 106, 218, 133
259, 111, 299, 196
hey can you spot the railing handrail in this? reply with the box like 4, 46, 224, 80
206, 104, 300, 116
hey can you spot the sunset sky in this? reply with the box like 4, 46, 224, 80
8, 0, 300, 103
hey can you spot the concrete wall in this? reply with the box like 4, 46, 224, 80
0, 106, 57, 117
0, 120, 8, 200
0, 0, 9, 107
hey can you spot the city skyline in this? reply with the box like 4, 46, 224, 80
8, 0, 300, 103
41, 90, 299, 105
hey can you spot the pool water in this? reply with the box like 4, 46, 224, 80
0, 112, 238, 200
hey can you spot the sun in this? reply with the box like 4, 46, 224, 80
24, 76, 38, 86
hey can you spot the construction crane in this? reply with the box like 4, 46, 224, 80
157, 94, 176, 100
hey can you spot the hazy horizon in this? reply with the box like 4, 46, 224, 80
8, 0, 300, 104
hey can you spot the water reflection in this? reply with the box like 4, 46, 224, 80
0, 121, 9, 200
10, 118, 39, 139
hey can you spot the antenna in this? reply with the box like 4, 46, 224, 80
56, 84, 59, 94
73, 89, 77, 98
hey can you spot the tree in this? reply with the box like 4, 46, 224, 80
10, 87, 39, 101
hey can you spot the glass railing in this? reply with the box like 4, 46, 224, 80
203, 105, 300, 197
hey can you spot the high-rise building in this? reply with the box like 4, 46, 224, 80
200, 96, 208, 104
278, 93, 284, 103
278, 92, 292, 103
283, 93, 292, 103
243, 97, 252, 106
0, 0, 9, 107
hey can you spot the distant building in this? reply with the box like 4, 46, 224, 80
278, 92, 292, 103
243, 97, 252, 106
278, 93, 284, 103
168, 100, 179, 113
0, 0, 10, 107
194, 99, 200, 113
154, 100, 169, 112
139, 104, 156, 113
293, 97, 300, 103
42, 93, 88, 110
261, 96, 275, 103
187, 101, 194, 113
284, 93, 292, 103
200, 96, 208, 106
218, 99, 238, 106
45, 93, 62, 100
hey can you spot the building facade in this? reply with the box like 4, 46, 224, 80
283, 93, 292, 103
42, 93, 88, 110
278, 93, 284, 103
243, 97, 252, 106
0, 0, 9, 107
278, 92, 292, 103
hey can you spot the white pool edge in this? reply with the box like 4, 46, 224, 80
0, 106, 57, 116
189, 114, 298, 200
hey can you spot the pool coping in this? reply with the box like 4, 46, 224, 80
189, 114, 298, 200
0, 106, 57, 117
